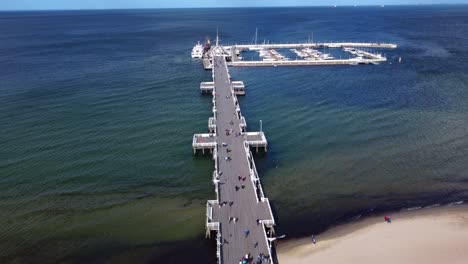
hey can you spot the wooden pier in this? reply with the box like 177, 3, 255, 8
193, 49, 274, 263
192, 39, 397, 263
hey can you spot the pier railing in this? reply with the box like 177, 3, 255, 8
216, 225, 223, 262
262, 224, 274, 263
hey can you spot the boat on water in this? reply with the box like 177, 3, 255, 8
258, 49, 269, 57
191, 41, 204, 59
321, 53, 335, 60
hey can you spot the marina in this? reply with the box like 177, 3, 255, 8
199, 42, 397, 69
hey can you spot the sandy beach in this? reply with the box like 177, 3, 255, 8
277, 205, 468, 264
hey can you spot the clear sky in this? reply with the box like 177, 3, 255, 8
0, 0, 466, 10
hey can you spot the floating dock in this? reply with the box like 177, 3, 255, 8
193, 47, 275, 263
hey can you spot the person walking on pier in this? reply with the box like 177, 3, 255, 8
243, 229, 250, 238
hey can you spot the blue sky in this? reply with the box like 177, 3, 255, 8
1, 0, 467, 10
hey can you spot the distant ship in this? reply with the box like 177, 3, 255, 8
191, 41, 204, 59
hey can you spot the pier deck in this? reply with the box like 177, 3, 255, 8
194, 54, 275, 263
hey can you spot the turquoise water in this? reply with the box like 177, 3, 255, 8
1, 6, 468, 263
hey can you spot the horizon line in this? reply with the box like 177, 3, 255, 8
1, 3, 468, 12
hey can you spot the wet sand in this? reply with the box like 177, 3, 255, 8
277, 205, 468, 264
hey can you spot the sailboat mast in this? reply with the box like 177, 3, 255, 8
255, 28, 258, 46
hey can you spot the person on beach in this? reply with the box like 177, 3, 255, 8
384, 216, 392, 223
311, 235, 316, 244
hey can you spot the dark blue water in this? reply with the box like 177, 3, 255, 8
1, 6, 468, 263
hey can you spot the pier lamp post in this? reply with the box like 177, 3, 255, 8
260, 120, 263, 132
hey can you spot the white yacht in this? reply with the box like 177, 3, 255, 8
321, 54, 335, 60
191, 41, 204, 59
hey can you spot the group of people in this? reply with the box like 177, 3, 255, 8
384, 215, 392, 223
240, 252, 269, 264
219, 201, 234, 207
217, 105, 269, 264
235, 185, 246, 191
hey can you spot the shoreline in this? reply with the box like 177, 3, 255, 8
277, 203, 468, 264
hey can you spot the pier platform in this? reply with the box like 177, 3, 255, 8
194, 52, 275, 263
200, 81, 246, 95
